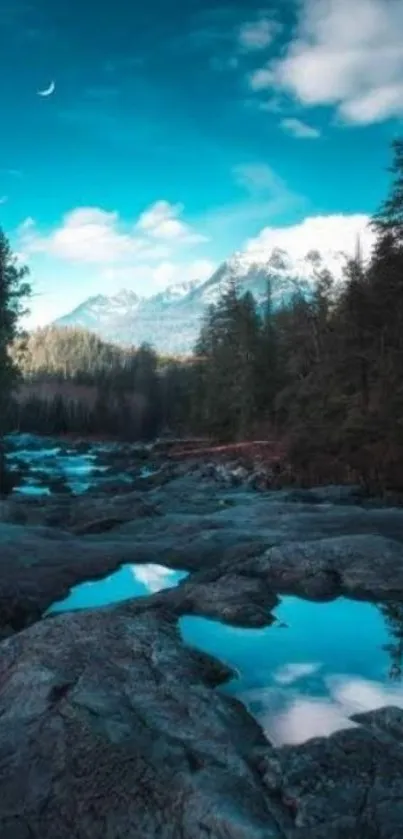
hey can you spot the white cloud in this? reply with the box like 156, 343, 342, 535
14, 201, 211, 328
16, 201, 207, 267
233, 162, 289, 194
131, 563, 181, 594
202, 162, 307, 240
19, 207, 142, 264
151, 261, 177, 287
19, 216, 35, 230
186, 259, 216, 282
273, 662, 321, 685
100, 258, 216, 292
188, 10, 281, 72
265, 695, 358, 745
243, 673, 403, 746
328, 675, 403, 713
249, 0, 403, 124
136, 200, 208, 243
244, 214, 375, 267
256, 97, 284, 113
238, 16, 281, 51
280, 117, 321, 138
249, 66, 276, 91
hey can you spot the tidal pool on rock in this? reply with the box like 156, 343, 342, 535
180, 596, 403, 746
47, 563, 188, 614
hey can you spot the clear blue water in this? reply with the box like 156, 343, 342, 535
7, 436, 153, 495
47, 563, 188, 614
8, 442, 101, 494
180, 597, 403, 745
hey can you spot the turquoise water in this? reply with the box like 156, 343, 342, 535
8, 443, 102, 494
7, 435, 152, 495
180, 597, 403, 745
48, 563, 188, 614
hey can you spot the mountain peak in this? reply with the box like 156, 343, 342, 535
54, 232, 374, 355
112, 289, 142, 305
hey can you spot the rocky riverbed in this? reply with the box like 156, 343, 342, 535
1, 433, 403, 837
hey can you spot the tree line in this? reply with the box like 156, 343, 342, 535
6, 325, 187, 441
191, 138, 403, 493
1, 138, 403, 496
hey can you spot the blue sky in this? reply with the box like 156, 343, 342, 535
0, 0, 402, 326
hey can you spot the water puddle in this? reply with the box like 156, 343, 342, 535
47, 563, 188, 614
180, 597, 403, 745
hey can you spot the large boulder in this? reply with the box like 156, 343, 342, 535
0, 606, 279, 839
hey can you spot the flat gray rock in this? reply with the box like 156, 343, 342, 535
0, 606, 280, 839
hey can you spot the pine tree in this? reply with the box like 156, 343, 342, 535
256, 278, 278, 421
193, 281, 263, 440
0, 229, 30, 495
372, 138, 403, 244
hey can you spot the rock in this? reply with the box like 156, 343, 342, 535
261, 706, 403, 838
165, 564, 280, 626
246, 468, 273, 491
46, 476, 72, 495
86, 478, 137, 495
0, 606, 280, 839
0, 490, 160, 530
277, 485, 364, 505
251, 534, 403, 600
1, 598, 403, 837
71, 515, 140, 535
3, 439, 403, 836
3, 473, 403, 631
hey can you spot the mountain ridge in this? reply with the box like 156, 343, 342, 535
54, 238, 373, 355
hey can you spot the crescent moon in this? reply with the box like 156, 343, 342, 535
37, 81, 55, 97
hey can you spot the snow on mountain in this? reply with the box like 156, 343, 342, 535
54, 223, 375, 355
151, 278, 201, 304
57, 290, 142, 331
195, 246, 350, 310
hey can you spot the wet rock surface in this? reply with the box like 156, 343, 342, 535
0, 607, 280, 839
260, 706, 403, 838
2, 471, 403, 630
1, 601, 403, 838
1, 435, 403, 837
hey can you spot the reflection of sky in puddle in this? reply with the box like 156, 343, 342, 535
180, 597, 403, 745
47, 563, 187, 614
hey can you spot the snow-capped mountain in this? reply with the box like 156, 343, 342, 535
56, 290, 142, 331
195, 244, 356, 309
152, 279, 201, 304
54, 241, 368, 355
